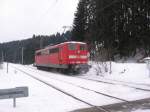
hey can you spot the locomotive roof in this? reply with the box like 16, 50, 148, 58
64, 41, 86, 44
36, 41, 86, 52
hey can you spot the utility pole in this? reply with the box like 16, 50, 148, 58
7, 62, 8, 73
22, 47, 24, 65
0, 51, 4, 69
1, 51, 4, 63
13, 52, 16, 63
40, 37, 43, 49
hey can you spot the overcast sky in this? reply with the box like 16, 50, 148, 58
0, 0, 79, 43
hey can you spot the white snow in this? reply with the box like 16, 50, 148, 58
0, 61, 150, 112
0, 64, 88, 112
144, 57, 150, 60
132, 109, 150, 112
83, 62, 150, 85
18, 64, 150, 102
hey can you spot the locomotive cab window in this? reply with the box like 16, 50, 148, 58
36, 52, 41, 56
68, 43, 76, 50
80, 44, 87, 50
49, 48, 59, 54
41, 50, 49, 55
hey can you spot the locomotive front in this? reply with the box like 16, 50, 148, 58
66, 42, 89, 72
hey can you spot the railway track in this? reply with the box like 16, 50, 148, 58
29, 65, 150, 92
11, 66, 114, 112
23, 65, 150, 96
29, 66, 150, 91
11, 65, 150, 112
22, 66, 129, 102
76, 77, 150, 92
94, 77, 150, 87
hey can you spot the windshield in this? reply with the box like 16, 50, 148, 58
80, 44, 87, 50
68, 43, 76, 50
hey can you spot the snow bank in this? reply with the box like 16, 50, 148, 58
85, 62, 150, 84
132, 109, 150, 112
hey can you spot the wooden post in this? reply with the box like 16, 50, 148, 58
22, 47, 24, 65
148, 61, 150, 77
109, 61, 112, 74
7, 63, 8, 73
13, 98, 16, 108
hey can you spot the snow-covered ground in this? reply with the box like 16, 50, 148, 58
0, 64, 88, 112
0, 62, 150, 112
132, 109, 150, 112
83, 62, 150, 85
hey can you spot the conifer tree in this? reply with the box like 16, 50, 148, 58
72, 0, 87, 41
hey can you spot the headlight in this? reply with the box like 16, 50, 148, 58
69, 55, 77, 59
80, 55, 87, 59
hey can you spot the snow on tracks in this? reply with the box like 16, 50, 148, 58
11, 66, 119, 112
11, 64, 150, 110
24, 65, 150, 102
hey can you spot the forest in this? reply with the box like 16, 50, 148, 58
0, 31, 71, 64
72, 0, 150, 61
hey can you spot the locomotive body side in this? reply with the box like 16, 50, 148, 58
35, 42, 89, 72
35, 43, 68, 68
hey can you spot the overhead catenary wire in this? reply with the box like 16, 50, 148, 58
35, 0, 58, 25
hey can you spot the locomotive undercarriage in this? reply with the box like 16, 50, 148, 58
59, 64, 90, 74
35, 63, 90, 74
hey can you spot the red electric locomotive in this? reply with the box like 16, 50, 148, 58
34, 41, 89, 73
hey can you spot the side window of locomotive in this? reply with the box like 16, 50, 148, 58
41, 50, 49, 55
49, 48, 59, 54
68, 43, 76, 50
36, 52, 41, 56
80, 44, 87, 50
